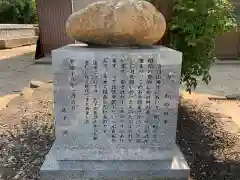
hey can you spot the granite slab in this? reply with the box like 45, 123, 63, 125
40, 145, 190, 180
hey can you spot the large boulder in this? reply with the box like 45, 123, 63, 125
66, 0, 166, 46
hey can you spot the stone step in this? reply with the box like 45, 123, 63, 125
0, 36, 38, 49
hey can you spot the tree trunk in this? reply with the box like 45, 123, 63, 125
150, 0, 174, 46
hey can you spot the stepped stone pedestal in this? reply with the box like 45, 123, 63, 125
40, 44, 190, 180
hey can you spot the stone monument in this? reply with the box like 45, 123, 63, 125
66, 0, 166, 46
40, 0, 190, 179
40, 44, 190, 179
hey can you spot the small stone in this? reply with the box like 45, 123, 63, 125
226, 94, 240, 100
7, 156, 16, 163
13, 174, 20, 180
7, 143, 15, 148
30, 80, 45, 88
66, 0, 166, 46
20, 87, 33, 98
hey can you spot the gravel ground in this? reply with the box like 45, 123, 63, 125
0, 83, 240, 180
0, 83, 54, 180
178, 98, 240, 180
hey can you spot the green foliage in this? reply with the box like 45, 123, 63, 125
0, 0, 37, 24
148, 0, 236, 93
234, 5, 240, 23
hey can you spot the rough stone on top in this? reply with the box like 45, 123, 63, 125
66, 0, 166, 46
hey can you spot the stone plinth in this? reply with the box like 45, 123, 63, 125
40, 44, 190, 179
41, 144, 189, 180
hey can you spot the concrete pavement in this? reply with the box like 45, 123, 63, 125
193, 63, 240, 96
0, 46, 239, 97
0, 46, 52, 96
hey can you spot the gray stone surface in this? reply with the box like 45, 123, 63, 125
52, 45, 182, 159
41, 144, 189, 180
40, 44, 189, 179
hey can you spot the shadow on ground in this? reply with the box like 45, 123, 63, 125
0, 83, 54, 179
177, 99, 240, 180
0, 112, 54, 179
1, 84, 240, 179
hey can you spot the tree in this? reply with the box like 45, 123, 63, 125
147, 0, 236, 93
0, 0, 37, 24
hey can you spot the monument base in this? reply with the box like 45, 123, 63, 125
40, 145, 190, 180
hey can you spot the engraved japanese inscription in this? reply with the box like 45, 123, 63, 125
41, 45, 190, 180
53, 50, 181, 149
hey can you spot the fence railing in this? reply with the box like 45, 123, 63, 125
0, 24, 38, 40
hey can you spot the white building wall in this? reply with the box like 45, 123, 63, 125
72, 0, 100, 12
